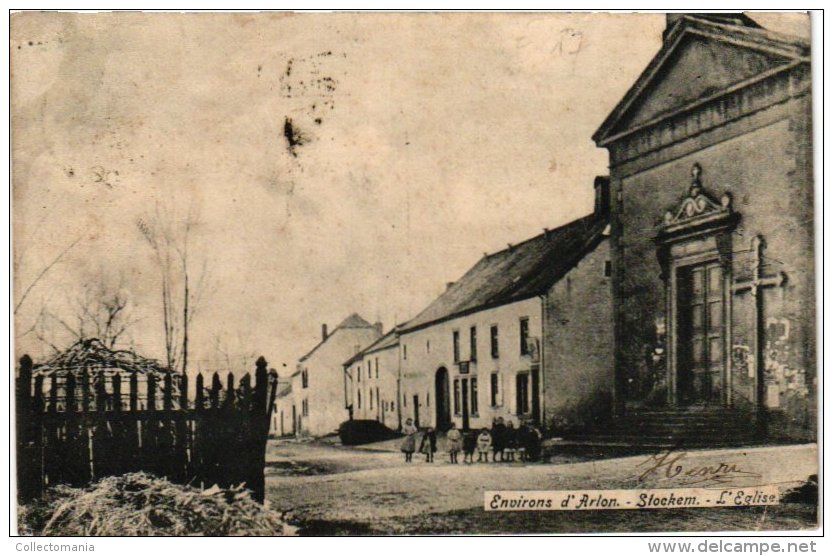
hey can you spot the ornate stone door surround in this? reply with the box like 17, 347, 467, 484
654, 163, 739, 406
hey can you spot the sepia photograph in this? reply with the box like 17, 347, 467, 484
10, 9, 819, 537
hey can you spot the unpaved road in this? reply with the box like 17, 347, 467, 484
265, 440, 818, 535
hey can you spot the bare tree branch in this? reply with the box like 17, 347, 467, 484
137, 199, 207, 374
14, 236, 82, 314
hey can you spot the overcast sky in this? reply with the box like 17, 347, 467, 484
11, 12, 809, 374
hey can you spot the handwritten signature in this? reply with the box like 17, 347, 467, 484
636, 450, 762, 487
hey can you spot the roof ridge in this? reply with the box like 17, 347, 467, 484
400, 210, 609, 333
682, 14, 810, 49
335, 312, 374, 330
343, 328, 400, 366
484, 212, 600, 260
484, 216, 607, 303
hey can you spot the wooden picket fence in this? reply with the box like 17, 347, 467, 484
15, 354, 278, 504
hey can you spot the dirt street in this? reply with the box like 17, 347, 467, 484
264, 440, 818, 535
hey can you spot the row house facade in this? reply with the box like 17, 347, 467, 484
397, 178, 614, 432
343, 329, 401, 430
274, 313, 382, 437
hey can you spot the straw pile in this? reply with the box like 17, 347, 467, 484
33, 338, 173, 378
18, 472, 291, 536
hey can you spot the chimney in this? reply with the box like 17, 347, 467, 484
373, 321, 383, 335
594, 176, 611, 217
446, 281, 455, 291
322, 324, 328, 342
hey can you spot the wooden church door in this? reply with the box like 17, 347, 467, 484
677, 261, 724, 404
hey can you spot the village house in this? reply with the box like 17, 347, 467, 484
274, 314, 382, 437
343, 328, 401, 430
592, 14, 814, 441
397, 177, 613, 432
270, 376, 294, 436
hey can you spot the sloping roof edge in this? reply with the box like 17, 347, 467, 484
593, 15, 810, 146
343, 328, 400, 367
398, 215, 609, 335
298, 313, 375, 363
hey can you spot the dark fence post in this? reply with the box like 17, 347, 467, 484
236, 373, 251, 492
204, 372, 222, 488
32, 374, 45, 496
194, 373, 205, 488
44, 375, 61, 487
220, 372, 236, 488
79, 368, 92, 483
159, 373, 175, 479
80, 368, 90, 413
249, 356, 270, 503
176, 373, 189, 483
16, 355, 39, 502
210, 373, 221, 409
126, 371, 140, 472
64, 371, 85, 486
110, 373, 126, 477
112, 374, 122, 412
145, 373, 158, 476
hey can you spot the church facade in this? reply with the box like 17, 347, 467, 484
593, 14, 814, 440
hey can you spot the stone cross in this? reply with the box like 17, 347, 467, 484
732, 236, 786, 298
731, 235, 786, 384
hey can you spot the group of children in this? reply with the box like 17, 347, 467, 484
400, 416, 542, 464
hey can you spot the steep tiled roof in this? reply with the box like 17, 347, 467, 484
336, 313, 374, 329
400, 212, 609, 333
343, 327, 400, 367
298, 313, 375, 362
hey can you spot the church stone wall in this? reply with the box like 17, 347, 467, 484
609, 91, 814, 440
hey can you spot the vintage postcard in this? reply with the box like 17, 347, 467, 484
11, 11, 819, 536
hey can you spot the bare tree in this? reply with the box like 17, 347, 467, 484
209, 329, 256, 374
26, 275, 141, 355
137, 202, 208, 374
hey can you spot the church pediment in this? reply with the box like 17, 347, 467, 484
594, 16, 809, 146
616, 35, 791, 132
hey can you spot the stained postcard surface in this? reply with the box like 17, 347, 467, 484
12, 11, 818, 536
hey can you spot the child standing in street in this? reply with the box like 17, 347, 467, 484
419, 426, 437, 463
400, 418, 418, 463
504, 420, 518, 462
490, 417, 507, 462
476, 428, 492, 463
446, 422, 462, 464
462, 430, 477, 464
